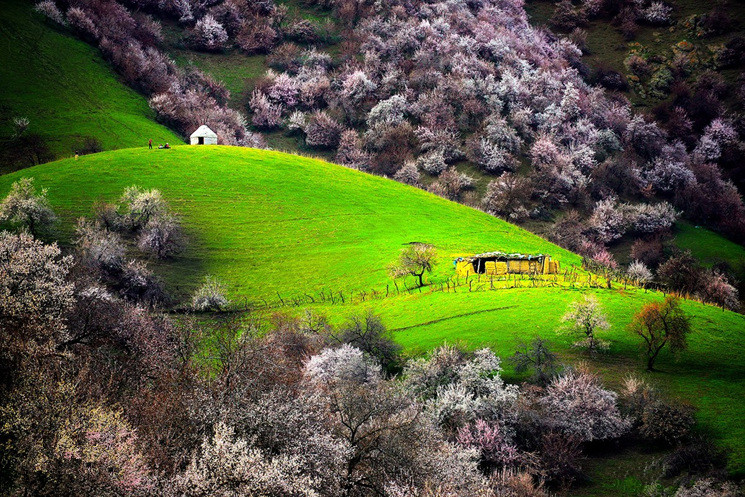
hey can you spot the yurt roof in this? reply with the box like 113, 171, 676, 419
190, 125, 218, 138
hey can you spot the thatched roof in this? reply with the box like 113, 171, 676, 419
462, 252, 547, 262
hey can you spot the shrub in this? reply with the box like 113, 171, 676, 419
456, 419, 522, 472
119, 260, 166, 304
304, 111, 343, 149
174, 422, 319, 496
541, 369, 630, 442
588, 198, 626, 243
331, 312, 401, 372
664, 438, 728, 478
75, 219, 125, 274
0, 232, 73, 359
641, 2, 673, 25
627, 260, 653, 286
639, 400, 695, 445
467, 137, 518, 173
249, 91, 283, 129
286, 19, 317, 43
34, 0, 65, 25
417, 150, 448, 176
305, 344, 382, 385
674, 478, 738, 497
335, 130, 371, 170
550, 0, 588, 32
191, 275, 229, 311
189, 15, 229, 51
119, 186, 168, 230
393, 162, 420, 186
0, 177, 57, 237
700, 271, 740, 310
631, 237, 664, 267
237, 19, 278, 54
137, 213, 185, 259
482, 174, 530, 222
625, 202, 678, 234
537, 432, 584, 489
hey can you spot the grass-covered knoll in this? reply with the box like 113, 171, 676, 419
2, 145, 744, 475
0, 146, 582, 300
0, 0, 181, 165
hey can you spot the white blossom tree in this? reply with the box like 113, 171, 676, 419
0, 178, 57, 237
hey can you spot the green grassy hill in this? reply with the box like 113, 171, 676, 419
1, 145, 744, 481
0, 0, 181, 168
0, 146, 582, 300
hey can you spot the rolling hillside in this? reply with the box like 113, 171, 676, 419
0, 0, 181, 169
0, 146, 582, 300
1, 146, 745, 481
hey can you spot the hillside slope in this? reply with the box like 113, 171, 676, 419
0, 146, 582, 299
0, 0, 181, 169
2, 146, 744, 478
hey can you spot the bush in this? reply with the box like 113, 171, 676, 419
550, 0, 588, 32
305, 344, 382, 385
641, 2, 672, 26
75, 219, 125, 274
33, 0, 65, 25
331, 312, 401, 372
639, 400, 695, 446
416, 150, 448, 176
537, 432, 584, 489
304, 111, 343, 149
0, 177, 57, 237
664, 437, 728, 478
393, 162, 420, 186
189, 15, 229, 51
541, 369, 629, 442
630, 237, 663, 267
237, 19, 278, 54
191, 275, 229, 311
456, 419, 522, 472
249, 91, 283, 129
137, 213, 185, 259
119, 186, 168, 231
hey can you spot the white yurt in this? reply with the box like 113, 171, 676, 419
190, 125, 218, 145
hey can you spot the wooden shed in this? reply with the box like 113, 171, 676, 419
454, 252, 560, 276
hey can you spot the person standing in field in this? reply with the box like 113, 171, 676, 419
148, 138, 153, 149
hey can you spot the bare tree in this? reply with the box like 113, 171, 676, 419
510, 336, 559, 385
388, 243, 437, 287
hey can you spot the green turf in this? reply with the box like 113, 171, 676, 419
1, 145, 744, 476
674, 221, 745, 272
170, 50, 267, 109
318, 286, 745, 476
0, 0, 182, 161
0, 146, 582, 301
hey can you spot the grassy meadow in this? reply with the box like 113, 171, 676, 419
0, 0, 181, 164
1, 145, 744, 480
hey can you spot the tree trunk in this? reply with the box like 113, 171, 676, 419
417, 272, 424, 287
